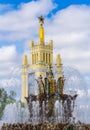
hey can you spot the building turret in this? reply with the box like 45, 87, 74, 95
21, 55, 28, 103
56, 54, 61, 66
21, 17, 64, 103
30, 16, 53, 78
56, 54, 64, 94
23, 55, 28, 66
56, 54, 63, 79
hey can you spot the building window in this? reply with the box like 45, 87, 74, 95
35, 54, 36, 64
40, 53, 42, 61
49, 54, 50, 64
46, 53, 47, 63
37, 53, 38, 62
34, 54, 35, 64
32, 54, 34, 64
43, 53, 45, 62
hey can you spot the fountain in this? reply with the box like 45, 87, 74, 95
2, 102, 30, 124
25, 65, 78, 125
0, 15, 90, 129
0, 66, 90, 130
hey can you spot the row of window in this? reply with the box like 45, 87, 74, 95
32, 53, 51, 64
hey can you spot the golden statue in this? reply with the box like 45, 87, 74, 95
38, 16, 44, 26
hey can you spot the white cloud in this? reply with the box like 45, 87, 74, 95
0, 45, 21, 78
0, 45, 17, 62
0, 0, 55, 41
0, 45, 21, 98
0, 1, 89, 122
44, 5, 90, 75
0, 1, 90, 101
0, 78, 21, 88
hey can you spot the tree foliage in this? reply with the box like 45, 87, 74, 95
0, 88, 16, 119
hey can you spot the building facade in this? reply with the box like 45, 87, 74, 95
21, 16, 63, 103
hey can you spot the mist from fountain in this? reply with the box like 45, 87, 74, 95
31, 101, 40, 124
2, 102, 30, 124
54, 100, 62, 123
63, 66, 89, 123
63, 66, 87, 95
0, 66, 89, 126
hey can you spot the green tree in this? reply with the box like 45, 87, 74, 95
0, 88, 16, 119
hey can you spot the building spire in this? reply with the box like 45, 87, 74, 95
38, 16, 44, 45
23, 55, 28, 66
56, 54, 62, 66
38, 16, 44, 26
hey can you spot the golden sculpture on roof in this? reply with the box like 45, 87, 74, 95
38, 16, 44, 26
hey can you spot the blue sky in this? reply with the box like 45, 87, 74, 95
0, 0, 90, 102
0, 0, 90, 15
0, 0, 90, 7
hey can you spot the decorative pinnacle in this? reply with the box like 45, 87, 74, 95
38, 16, 44, 26
23, 55, 28, 66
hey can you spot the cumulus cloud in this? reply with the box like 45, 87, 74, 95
0, 0, 55, 41
0, 1, 90, 100
45, 5, 90, 75
0, 0, 56, 83
0, 78, 21, 88
0, 45, 21, 98
0, 45, 17, 62
20, 4, 90, 75
0, 45, 21, 78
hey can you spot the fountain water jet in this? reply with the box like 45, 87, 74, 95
2, 102, 29, 124
1, 67, 90, 130
25, 65, 78, 124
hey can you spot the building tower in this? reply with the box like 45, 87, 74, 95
21, 55, 28, 103
56, 54, 63, 79
21, 16, 63, 103
30, 16, 53, 78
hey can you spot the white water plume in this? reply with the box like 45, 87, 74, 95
63, 66, 87, 96
2, 102, 29, 124
0, 66, 90, 124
